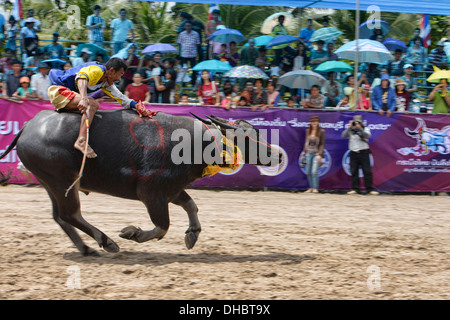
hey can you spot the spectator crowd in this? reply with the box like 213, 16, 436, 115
0, 7, 449, 114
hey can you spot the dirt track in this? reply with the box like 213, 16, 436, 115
0, 185, 449, 300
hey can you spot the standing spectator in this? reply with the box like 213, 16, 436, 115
177, 12, 205, 61
371, 74, 396, 117
227, 41, 240, 67
322, 72, 342, 107
401, 64, 419, 100
394, 78, 410, 113
266, 81, 280, 107
406, 37, 427, 71
343, 73, 365, 110
43, 32, 66, 60
30, 62, 51, 100
302, 115, 325, 193
408, 28, 423, 47
326, 42, 338, 61
240, 38, 258, 66
177, 20, 200, 85
198, 70, 219, 106
342, 115, 378, 195
221, 87, 234, 110
86, 5, 106, 47
335, 95, 350, 109
152, 69, 177, 104
369, 28, 383, 41
271, 15, 292, 66
20, 18, 39, 59
21, 9, 41, 32
299, 19, 314, 46
255, 47, 268, 71
428, 41, 448, 67
205, 9, 225, 60
119, 44, 140, 92
110, 9, 134, 54
0, 48, 15, 74
357, 84, 372, 111
250, 78, 268, 111
240, 81, 254, 104
125, 72, 150, 103
309, 40, 328, 70
293, 42, 309, 71
5, 59, 25, 97
302, 85, 325, 109
428, 78, 450, 114
5, 15, 19, 52
12, 76, 34, 100
387, 49, 405, 77
72, 48, 92, 67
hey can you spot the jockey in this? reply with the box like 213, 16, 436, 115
48, 57, 153, 158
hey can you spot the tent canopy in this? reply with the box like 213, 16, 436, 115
149, 0, 449, 15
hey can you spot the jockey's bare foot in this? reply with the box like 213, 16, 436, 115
74, 140, 97, 158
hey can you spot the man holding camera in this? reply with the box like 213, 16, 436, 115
342, 115, 379, 195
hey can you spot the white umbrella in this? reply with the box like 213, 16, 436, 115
278, 70, 326, 89
261, 12, 294, 35
335, 39, 392, 63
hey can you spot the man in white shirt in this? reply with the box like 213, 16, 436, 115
110, 9, 134, 54
30, 62, 51, 100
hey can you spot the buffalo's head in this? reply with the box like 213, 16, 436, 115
191, 113, 282, 167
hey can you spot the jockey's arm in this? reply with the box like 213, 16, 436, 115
76, 78, 90, 114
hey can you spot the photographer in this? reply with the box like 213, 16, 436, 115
342, 115, 379, 195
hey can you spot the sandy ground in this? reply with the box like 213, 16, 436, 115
0, 185, 449, 300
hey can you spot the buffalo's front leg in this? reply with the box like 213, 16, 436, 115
172, 191, 201, 249
119, 193, 169, 243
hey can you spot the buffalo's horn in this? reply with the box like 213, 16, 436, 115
190, 112, 212, 125
206, 116, 239, 130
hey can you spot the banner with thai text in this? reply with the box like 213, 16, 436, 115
1, 100, 449, 192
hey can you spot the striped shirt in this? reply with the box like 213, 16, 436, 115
86, 15, 106, 43
177, 30, 200, 58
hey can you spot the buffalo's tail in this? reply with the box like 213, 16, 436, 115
0, 123, 26, 160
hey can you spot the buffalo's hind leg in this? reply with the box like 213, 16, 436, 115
172, 191, 201, 249
50, 185, 120, 255
45, 188, 100, 256
119, 193, 169, 243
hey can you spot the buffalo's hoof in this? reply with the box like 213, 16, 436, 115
184, 228, 200, 250
119, 226, 142, 242
102, 238, 120, 253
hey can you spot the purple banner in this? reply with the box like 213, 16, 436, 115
1, 100, 449, 192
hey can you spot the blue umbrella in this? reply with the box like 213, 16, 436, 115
41, 58, 66, 68
209, 28, 246, 44
192, 60, 232, 73
142, 43, 177, 54
76, 43, 110, 61
265, 35, 300, 48
244, 35, 274, 47
335, 39, 392, 63
314, 61, 353, 73
309, 27, 343, 43
359, 19, 390, 39
383, 38, 407, 52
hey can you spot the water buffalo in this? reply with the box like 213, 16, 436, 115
1, 109, 280, 256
